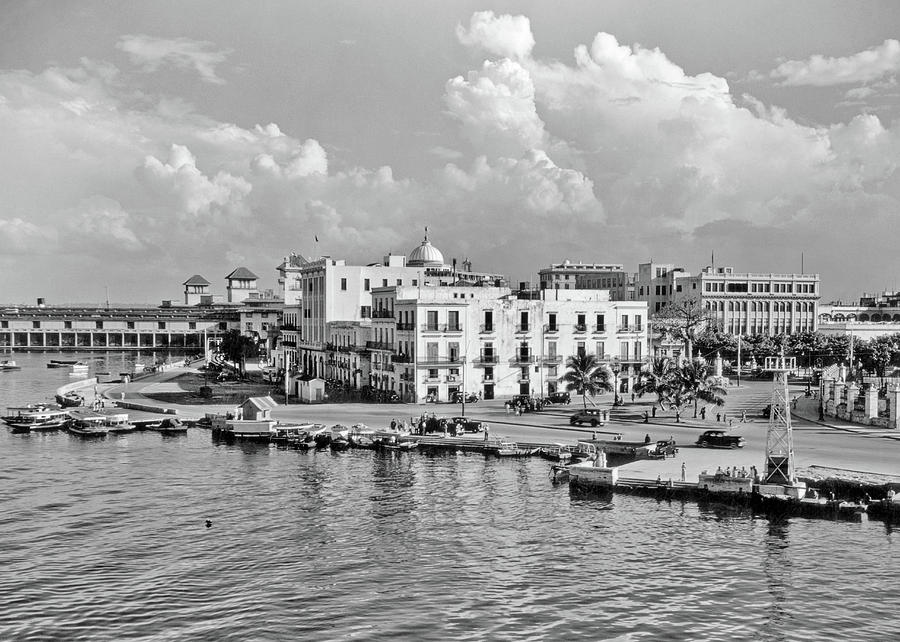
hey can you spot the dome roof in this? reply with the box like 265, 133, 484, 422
407, 236, 445, 267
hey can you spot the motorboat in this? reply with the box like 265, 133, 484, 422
55, 392, 85, 408
0, 360, 21, 371
3, 404, 55, 424
47, 359, 79, 369
105, 413, 137, 434
5, 408, 71, 433
329, 424, 351, 451
155, 417, 188, 435
487, 441, 537, 457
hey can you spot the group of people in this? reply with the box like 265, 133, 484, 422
714, 465, 756, 480
504, 398, 544, 415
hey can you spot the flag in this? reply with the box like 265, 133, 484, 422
315, 235, 319, 242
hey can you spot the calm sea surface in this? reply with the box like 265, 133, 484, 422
0, 352, 897, 641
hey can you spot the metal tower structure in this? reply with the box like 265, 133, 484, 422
762, 354, 797, 485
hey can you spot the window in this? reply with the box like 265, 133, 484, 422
426, 310, 438, 331
360, 306, 371, 318
428, 368, 438, 379
449, 342, 460, 362
341, 278, 347, 291
676, 285, 683, 293
127, 321, 135, 329
484, 367, 494, 380
448, 310, 460, 331
382, 279, 388, 287
484, 310, 493, 331
520, 311, 529, 331
64, 321, 72, 329
412, 279, 418, 286
364, 278, 370, 291
620, 342, 629, 359
635, 315, 642, 331
577, 341, 585, 357
33, 321, 41, 329
189, 322, 196, 330
426, 343, 439, 360
158, 321, 166, 330
596, 314, 605, 331
596, 341, 605, 358
396, 279, 402, 286
547, 341, 557, 358
634, 341, 642, 360
95, 320, 103, 329
576, 314, 586, 331
621, 314, 629, 330
547, 312, 557, 330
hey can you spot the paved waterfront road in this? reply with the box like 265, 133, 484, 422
109, 373, 900, 481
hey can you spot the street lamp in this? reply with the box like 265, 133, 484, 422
611, 357, 622, 407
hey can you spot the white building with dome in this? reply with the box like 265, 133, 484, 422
291, 236, 506, 381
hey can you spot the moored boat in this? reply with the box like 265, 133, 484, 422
155, 417, 188, 435
4, 407, 70, 433
55, 392, 85, 408
329, 424, 351, 451
0, 360, 21, 371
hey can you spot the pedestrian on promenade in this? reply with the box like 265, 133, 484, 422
505, 402, 510, 415
728, 418, 733, 427
740, 410, 746, 423
484, 425, 490, 443
644, 433, 651, 444
643, 410, 649, 423
651, 406, 656, 418
716, 412, 721, 422
700, 407, 706, 420
631, 392, 635, 403
681, 462, 686, 482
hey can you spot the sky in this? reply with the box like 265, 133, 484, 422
2, 1, 900, 304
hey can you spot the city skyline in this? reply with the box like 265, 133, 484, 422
2, 1, 900, 303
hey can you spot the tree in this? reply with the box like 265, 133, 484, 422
634, 357, 675, 409
671, 359, 728, 418
558, 353, 614, 409
219, 329, 259, 377
694, 329, 738, 361
652, 297, 712, 362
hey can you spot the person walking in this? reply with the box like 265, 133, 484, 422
740, 410, 746, 423
700, 407, 706, 420
681, 462, 686, 482
643, 410, 649, 423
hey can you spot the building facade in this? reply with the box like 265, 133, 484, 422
539, 261, 632, 300
818, 292, 900, 340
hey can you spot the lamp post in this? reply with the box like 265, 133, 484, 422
611, 357, 621, 407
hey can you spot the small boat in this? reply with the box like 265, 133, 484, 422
3, 404, 55, 424
488, 441, 536, 457
67, 412, 109, 437
539, 445, 573, 463
55, 392, 85, 408
549, 464, 571, 483
104, 413, 137, 434
48, 359, 78, 368
6, 409, 71, 433
311, 424, 332, 448
329, 424, 351, 451
155, 417, 188, 435
0, 360, 21, 371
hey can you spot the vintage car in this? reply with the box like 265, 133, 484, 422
695, 430, 745, 449
449, 417, 488, 433
569, 408, 609, 427
543, 391, 571, 405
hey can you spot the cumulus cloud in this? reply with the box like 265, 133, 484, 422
445, 58, 546, 157
117, 34, 231, 84
456, 11, 534, 60
770, 39, 900, 86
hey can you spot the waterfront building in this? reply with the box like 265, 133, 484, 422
633, 262, 820, 336
294, 236, 505, 379
818, 291, 900, 340
369, 285, 648, 402
539, 260, 632, 300
0, 303, 235, 351
183, 275, 211, 305
225, 267, 259, 303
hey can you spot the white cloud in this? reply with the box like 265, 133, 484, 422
116, 34, 231, 84
770, 39, 900, 86
456, 11, 534, 60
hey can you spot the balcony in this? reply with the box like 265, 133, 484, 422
372, 309, 395, 319
445, 324, 463, 334
280, 340, 296, 347
592, 324, 607, 334
617, 325, 634, 333
510, 354, 536, 364
475, 353, 498, 364
542, 355, 563, 363
482, 375, 494, 383
518, 376, 531, 384
480, 324, 495, 333
396, 322, 415, 331
421, 324, 443, 333
391, 353, 414, 363
543, 324, 559, 333
515, 324, 531, 334
573, 324, 587, 333
280, 323, 297, 331
365, 340, 394, 351
373, 363, 395, 372
417, 356, 464, 366
423, 375, 441, 383
337, 345, 353, 353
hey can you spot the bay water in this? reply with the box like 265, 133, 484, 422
0, 352, 896, 640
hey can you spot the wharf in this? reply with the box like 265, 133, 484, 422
567, 471, 900, 524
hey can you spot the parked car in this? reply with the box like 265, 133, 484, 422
569, 408, 608, 427
451, 391, 478, 404
449, 417, 488, 433
544, 391, 571, 405
695, 430, 745, 449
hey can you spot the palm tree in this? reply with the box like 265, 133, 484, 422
558, 353, 614, 409
673, 360, 728, 418
634, 357, 675, 409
